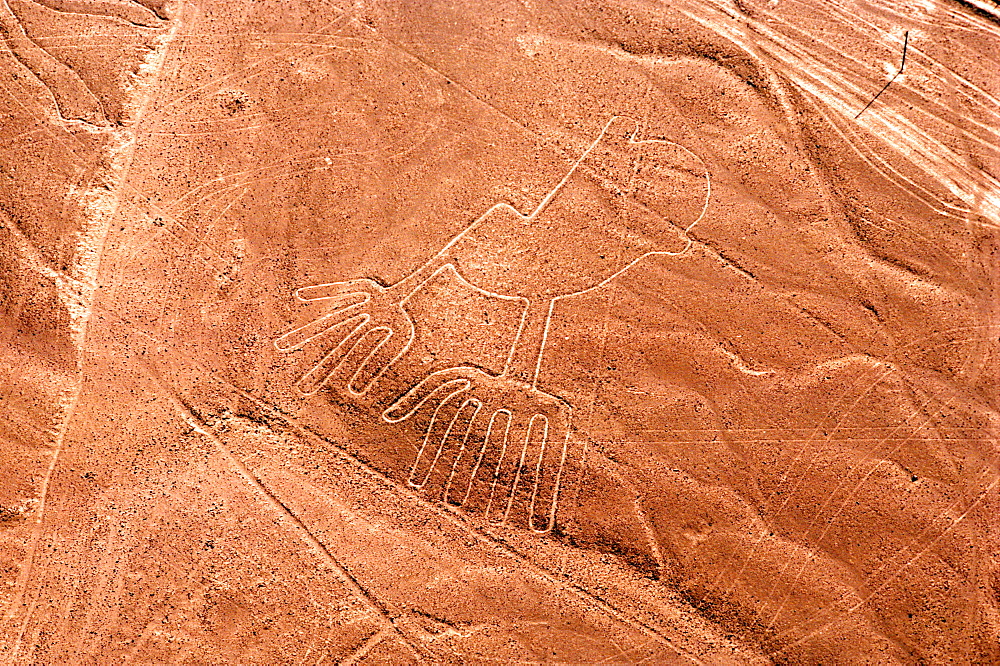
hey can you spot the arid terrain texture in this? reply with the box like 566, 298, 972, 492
1, 0, 999, 662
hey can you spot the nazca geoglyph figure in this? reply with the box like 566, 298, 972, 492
276, 116, 710, 532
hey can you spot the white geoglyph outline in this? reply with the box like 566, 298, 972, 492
275, 115, 712, 533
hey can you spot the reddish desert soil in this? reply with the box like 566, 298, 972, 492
1, 0, 999, 662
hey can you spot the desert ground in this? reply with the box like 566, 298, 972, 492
1, 0, 999, 662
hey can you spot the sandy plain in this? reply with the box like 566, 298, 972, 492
1, 0, 999, 662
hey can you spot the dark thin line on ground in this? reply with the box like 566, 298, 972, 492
855, 31, 909, 119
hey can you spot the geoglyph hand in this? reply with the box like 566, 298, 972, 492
383, 365, 572, 534
274, 277, 417, 396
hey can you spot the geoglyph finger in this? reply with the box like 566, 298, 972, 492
501, 414, 548, 529
295, 314, 370, 395
460, 408, 510, 516
384, 374, 470, 424
487, 413, 533, 525
348, 324, 412, 395
440, 399, 483, 505
528, 414, 569, 534
296, 282, 373, 303
274, 294, 368, 351
407, 386, 470, 490
440, 399, 486, 506
339, 326, 392, 394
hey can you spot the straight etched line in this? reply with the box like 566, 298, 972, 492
340, 625, 392, 666
144, 368, 424, 660
199, 366, 703, 663
0, 12, 182, 649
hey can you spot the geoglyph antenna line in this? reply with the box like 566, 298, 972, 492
526, 117, 626, 217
